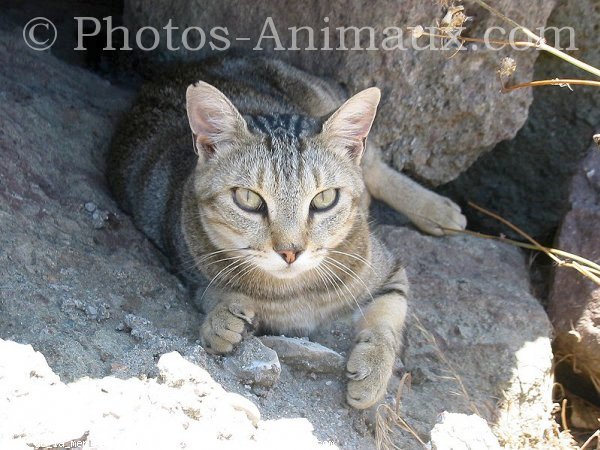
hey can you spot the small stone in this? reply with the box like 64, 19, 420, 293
91, 209, 109, 229
259, 336, 345, 374
325, 380, 332, 386
84, 202, 97, 213
223, 337, 281, 389
85, 305, 98, 317
96, 303, 111, 321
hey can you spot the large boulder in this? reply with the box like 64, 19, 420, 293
0, 15, 556, 449
548, 141, 600, 401
441, 0, 600, 240
123, 0, 556, 185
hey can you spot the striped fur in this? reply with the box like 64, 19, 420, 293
108, 54, 465, 409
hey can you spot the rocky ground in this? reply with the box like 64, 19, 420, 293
0, 4, 587, 449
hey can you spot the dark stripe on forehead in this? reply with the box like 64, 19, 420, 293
245, 114, 321, 140
244, 114, 322, 185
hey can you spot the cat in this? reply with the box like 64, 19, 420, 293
107, 55, 466, 409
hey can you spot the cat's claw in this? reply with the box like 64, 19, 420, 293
229, 303, 255, 325
200, 302, 255, 354
346, 329, 396, 409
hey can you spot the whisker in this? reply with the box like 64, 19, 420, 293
213, 257, 253, 289
222, 257, 257, 289
325, 256, 375, 304
175, 247, 250, 275
230, 264, 258, 285
200, 256, 251, 300
321, 261, 364, 319
311, 266, 334, 305
319, 264, 352, 312
202, 255, 249, 269
327, 249, 377, 273
196, 248, 247, 264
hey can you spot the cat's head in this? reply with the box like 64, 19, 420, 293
185, 81, 380, 280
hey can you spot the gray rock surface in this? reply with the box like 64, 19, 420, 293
548, 142, 600, 396
441, 0, 600, 240
429, 412, 501, 450
224, 337, 282, 390
260, 336, 346, 374
0, 15, 558, 450
123, 0, 556, 185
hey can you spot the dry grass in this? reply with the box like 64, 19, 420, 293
443, 202, 600, 287
375, 373, 427, 450
412, 315, 481, 416
421, 0, 600, 93
374, 314, 480, 449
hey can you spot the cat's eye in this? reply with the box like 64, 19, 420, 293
233, 188, 265, 212
310, 188, 339, 212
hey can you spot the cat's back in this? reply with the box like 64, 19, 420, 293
107, 54, 346, 254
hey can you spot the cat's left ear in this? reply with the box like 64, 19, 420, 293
321, 87, 381, 163
186, 81, 249, 161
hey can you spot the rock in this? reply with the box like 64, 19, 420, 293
224, 337, 282, 389
369, 227, 554, 449
157, 351, 216, 387
260, 336, 345, 374
429, 412, 501, 450
123, 0, 556, 185
0, 339, 332, 449
548, 143, 600, 397
440, 0, 600, 240
223, 392, 262, 428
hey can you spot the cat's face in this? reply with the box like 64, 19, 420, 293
186, 82, 380, 280
193, 130, 365, 279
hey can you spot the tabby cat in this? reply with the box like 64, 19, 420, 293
108, 55, 466, 409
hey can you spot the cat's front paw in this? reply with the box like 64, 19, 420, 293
200, 301, 255, 354
346, 329, 396, 409
411, 194, 467, 236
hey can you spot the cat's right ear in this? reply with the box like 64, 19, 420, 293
186, 82, 248, 161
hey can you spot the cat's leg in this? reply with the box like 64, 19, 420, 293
199, 291, 256, 354
346, 265, 408, 409
361, 143, 467, 236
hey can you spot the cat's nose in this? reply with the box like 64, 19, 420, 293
277, 249, 302, 264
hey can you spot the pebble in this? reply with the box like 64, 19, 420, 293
223, 337, 281, 389
84, 202, 97, 213
91, 209, 109, 229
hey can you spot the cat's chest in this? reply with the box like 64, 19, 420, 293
255, 290, 357, 336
